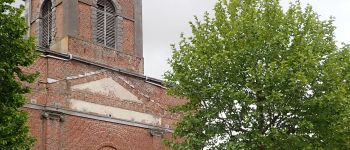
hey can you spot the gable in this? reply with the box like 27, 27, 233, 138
71, 77, 142, 103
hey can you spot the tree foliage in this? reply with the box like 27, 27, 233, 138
0, 0, 37, 149
165, 0, 350, 149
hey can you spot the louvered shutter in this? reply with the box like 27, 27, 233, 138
95, 0, 116, 48
96, 2, 105, 45
41, 0, 52, 48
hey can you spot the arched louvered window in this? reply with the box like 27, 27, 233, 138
41, 0, 53, 48
96, 0, 116, 48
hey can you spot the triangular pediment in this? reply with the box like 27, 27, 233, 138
71, 78, 142, 103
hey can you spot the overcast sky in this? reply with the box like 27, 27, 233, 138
13, 0, 350, 79
143, 0, 350, 79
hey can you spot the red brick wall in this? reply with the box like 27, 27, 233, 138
26, 111, 174, 150
123, 20, 135, 55
78, 2, 93, 41
25, 108, 44, 150
68, 37, 143, 73
24, 57, 185, 149
26, 57, 185, 125
120, 0, 134, 19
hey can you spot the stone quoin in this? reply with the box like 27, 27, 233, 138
23, 0, 185, 149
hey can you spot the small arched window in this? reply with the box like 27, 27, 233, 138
96, 0, 116, 48
41, 0, 53, 48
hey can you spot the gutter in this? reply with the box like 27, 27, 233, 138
36, 47, 165, 88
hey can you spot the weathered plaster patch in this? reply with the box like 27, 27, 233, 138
69, 99, 161, 125
71, 77, 142, 103
47, 78, 60, 83
65, 69, 106, 80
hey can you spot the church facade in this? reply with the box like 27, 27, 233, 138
23, 0, 184, 149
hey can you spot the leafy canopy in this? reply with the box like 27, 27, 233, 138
165, 0, 350, 149
0, 0, 38, 149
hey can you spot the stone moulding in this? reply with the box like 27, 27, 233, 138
25, 103, 173, 133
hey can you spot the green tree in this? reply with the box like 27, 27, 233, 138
0, 0, 37, 149
165, 0, 350, 149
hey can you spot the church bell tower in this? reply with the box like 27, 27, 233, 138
29, 0, 144, 73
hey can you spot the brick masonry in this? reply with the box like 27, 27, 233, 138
24, 0, 185, 149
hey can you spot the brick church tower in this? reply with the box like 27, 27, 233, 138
23, 0, 184, 149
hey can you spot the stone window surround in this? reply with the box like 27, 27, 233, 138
37, 0, 57, 48
40, 0, 54, 48
92, 0, 123, 52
